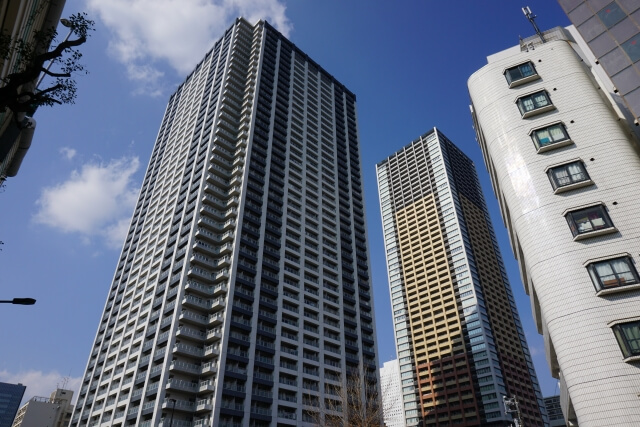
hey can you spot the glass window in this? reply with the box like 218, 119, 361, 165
621, 33, 640, 63
504, 61, 538, 86
531, 123, 570, 151
547, 161, 590, 190
565, 205, 614, 237
517, 91, 553, 117
588, 257, 639, 291
597, 2, 626, 29
612, 321, 640, 358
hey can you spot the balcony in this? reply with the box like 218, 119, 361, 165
173, 343, 204, 358
199, 379, 215, 393
204, 344, 220, 357
176, 326, 206, 341
169, 361, 201, 375
196, 398, 213, 412
208, 312, 224, 325
161, 398, 195, 413
201, 361, 218, 376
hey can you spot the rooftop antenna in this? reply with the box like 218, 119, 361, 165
504, 395, 524, 427
523, 6, 546, 43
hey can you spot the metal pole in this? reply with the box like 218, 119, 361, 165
168, 399, 176, 427
35, 19, 74, 89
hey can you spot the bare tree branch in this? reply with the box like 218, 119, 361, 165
304, 369, 385, 427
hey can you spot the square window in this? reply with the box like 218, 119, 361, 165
612, 321, 640, 359
516, 91, 554, 118
531, 123, 571, 152
547, 161, 591, 191
621, 33, 640, 63
565, 205, 615, 238
597, 2, 626, 29
504, 61, 539, 87
588, 257, 639, 291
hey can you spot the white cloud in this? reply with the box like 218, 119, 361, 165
0, 370, 82, 405
87, 0, 292, 95
34, 157, 140, 248
59, 147, 77, 160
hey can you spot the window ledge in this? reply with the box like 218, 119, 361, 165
596, 282, 640, 297
521, 105, 556, 119
622, 354, 640, 363
573, 227, 617, 241
554, 179, 594, 194
536, 139, 574, 154
509, 74, 541, 88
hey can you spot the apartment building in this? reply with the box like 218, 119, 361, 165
72, 17, 379, 427
376, 129, 546, 427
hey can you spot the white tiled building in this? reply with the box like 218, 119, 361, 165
379, 360, 404, 427
469, 27, 640, 427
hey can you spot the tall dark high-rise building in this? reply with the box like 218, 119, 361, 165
72, 18, 379, 427
376, 129, 546, 427
0, 382, 26, 427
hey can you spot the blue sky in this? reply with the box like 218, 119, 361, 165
0, 0, 569, 402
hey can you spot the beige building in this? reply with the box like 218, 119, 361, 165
376, 129, 546, 426
12, 388, 74, 427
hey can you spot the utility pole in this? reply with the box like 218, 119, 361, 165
503, 395, 523, 427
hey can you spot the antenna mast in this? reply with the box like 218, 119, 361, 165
522, 6, 545, 43
504, 395, 524, 427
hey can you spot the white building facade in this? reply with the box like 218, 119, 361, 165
379, 360, 404, 427
71, 18, 379, 427
469, 27, 640, 427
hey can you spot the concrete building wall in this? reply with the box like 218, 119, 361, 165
469, 27, 640, 427
12, 389, 73, 427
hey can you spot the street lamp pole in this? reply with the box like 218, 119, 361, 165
35, 18, 74, 89
0, 298, 36, 305
168, 399, 176, 427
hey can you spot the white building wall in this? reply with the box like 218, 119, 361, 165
469, 29, 640, 427
379, 360, 405, 427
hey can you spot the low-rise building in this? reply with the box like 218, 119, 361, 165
12, 388, 73, 427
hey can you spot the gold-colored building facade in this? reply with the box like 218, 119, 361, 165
377, 129, 546, 427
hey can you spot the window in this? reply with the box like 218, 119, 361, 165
547, 161, 591, 192
612, 321, 640, 359
621, 34, 640, 63
588, 257, 639, 292
597, 2, 626, 29
531, 123, 571, 152
565, 205, 615, 239
504, 61, 539, 87
516, 91, 554, 118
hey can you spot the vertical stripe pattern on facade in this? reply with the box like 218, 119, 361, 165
377, 128, 546, 427
71, 18, 380, 427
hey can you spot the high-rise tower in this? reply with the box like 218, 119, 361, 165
376, 129, 546, 427
469, 26, 640, 426
72, 18, 379, 427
